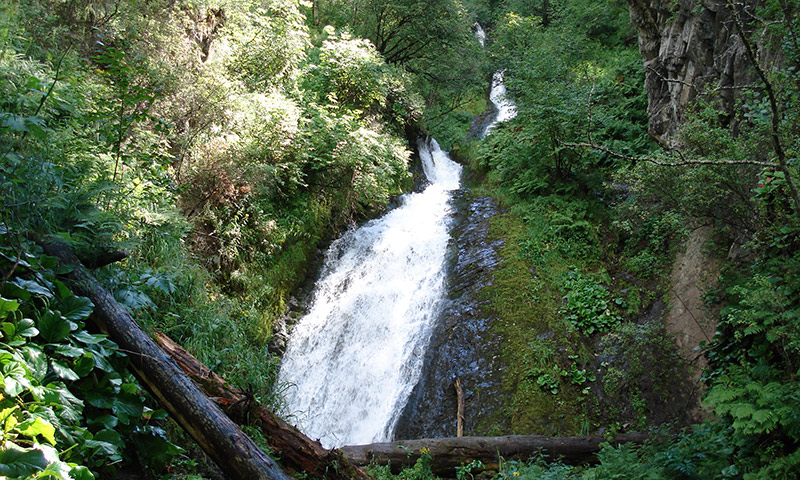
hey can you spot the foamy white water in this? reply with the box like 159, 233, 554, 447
484, 70, 517, 136
475, 23, 486, 47
277, 138, 461, 448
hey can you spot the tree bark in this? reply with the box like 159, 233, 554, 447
153, 331, 375, 480
340, 433, 649, 476
42, 241, 290, 480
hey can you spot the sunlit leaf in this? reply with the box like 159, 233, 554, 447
50, 359, 79, 381
17, 317, 39, 337
58, 296, 94, 321
21, 346, 47, 382
0, 296, 20, 319
0, 444, 49, 477
18, 416, 57, 445
70, 465, 95, 480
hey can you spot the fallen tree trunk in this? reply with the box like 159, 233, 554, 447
42, 241, 290, 480
340, 433, 650, 475
153, 330, 375, 480
153, 329, 649, 477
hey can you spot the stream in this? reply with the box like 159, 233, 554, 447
277, 138, 462, 448
277, 25, 516, 448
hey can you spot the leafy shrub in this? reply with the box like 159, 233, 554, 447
560, 270, 620, 335
227, 0, 311, 90
0, 241, 182, 478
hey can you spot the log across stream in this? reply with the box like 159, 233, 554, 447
44, 239, 647, 478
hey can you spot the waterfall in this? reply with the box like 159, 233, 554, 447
277, 138, 462, 448
483, 71, 517, 137
473, 23, 517, 138
475, 23, 486, 47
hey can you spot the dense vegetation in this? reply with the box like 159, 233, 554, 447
2, 0, 799, 478
449, 0, 800, 478
0, 0, 482, 476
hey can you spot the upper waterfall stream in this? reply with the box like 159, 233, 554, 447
277, 138, 462, 448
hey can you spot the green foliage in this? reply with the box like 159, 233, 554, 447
560, 270, 620, 335
455, 459, 485, 480
0, 239, 183, 478
226, 0, 311, 91
313, 0, 487, 148
365, 449, 440, 480
494, 456, 576, 479
312, 30, 392, 110
481, 4, 650, 193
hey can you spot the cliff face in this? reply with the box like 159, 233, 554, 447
626, 0, 757, 148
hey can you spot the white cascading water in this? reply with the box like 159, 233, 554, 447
474, 23, 517, 137
475, 22, 486, 47
484, 71, 517, 136
277, 138, 462, 448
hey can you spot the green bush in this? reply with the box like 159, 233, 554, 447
561, 270, 620, 335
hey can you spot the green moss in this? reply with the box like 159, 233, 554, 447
476, 212, 590, 435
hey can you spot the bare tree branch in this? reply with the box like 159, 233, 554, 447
560, 141, 774, 167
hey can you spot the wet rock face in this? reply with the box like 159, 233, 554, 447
626, 0, 757, 148
393, 192, 507, 439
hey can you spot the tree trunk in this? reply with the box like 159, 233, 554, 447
153, 331, 375, 480
151, 331, 649, 479
42, 241, 290, 480
340, 433, 649, 476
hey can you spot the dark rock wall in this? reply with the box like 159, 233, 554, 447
626, 0, 759, 147
393, 192, 507, 439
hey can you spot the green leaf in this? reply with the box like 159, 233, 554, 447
53, 280, 71, 301
50, 359, 80, 381
133, 425, 184, 470
10, 278, 53, 298
113, 393, 144, 424
58, 296, 94, 322
83, 438, 121, 462
17, 317, 39, 337
94, 428, 123, 448
70, 465, 95, 480
55, 345, 86, 358
0, 296, 20, 319
38, 309, 70, 342
87, 414, 118, 429
18, 416, 57, 445
0, 444, 49, 477
752, 409, 772, 425
21, 346, 48, 382
72, 353, 95, 377
72, 330, 105, 344
85, 391, 115, 409
2, 360, 30, 397
3, 282, 32, 301
1, 321, 14, 337
1, 406, 19, 432
3, 375, 25, 396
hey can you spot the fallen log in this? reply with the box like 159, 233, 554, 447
42, 241, 290, 480
340, 433, 649, 476
153, 330, 374, 480
151, 323, 649, 479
